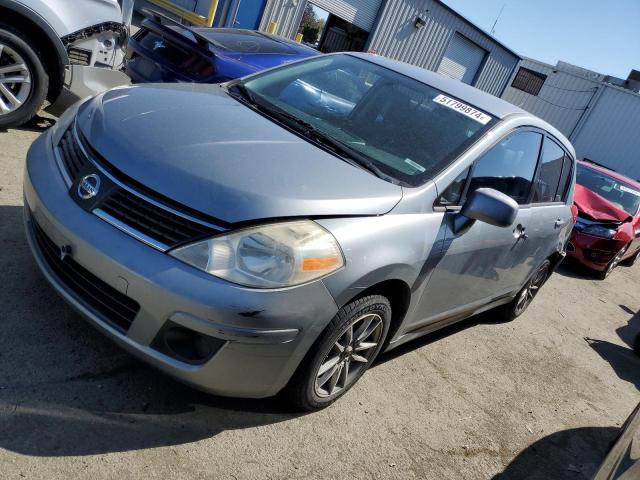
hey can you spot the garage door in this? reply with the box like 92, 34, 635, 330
437, 34, 487, 85
311, 0, 383, 31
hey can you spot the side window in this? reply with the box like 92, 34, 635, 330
468, 131, 542, 205
555, 154, 574, 202
533, 138, 565, 203
436, 168, 470, 206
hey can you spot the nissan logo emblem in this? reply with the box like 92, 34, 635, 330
77, 174, 101, 200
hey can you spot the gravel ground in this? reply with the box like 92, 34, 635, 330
1, 117, 639, 479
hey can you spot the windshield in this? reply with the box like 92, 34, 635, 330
237, 54, 494, 186
577, 164, 640, 215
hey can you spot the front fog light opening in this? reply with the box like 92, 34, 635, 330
151, 321, 225, 365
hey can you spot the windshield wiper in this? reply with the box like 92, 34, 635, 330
304, 129, 398, 184
229, 84, 398, 184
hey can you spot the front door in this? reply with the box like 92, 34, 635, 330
232, 0, 267, 29
413, 130, 545, 326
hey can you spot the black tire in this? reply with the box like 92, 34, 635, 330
288, 295, 391, 411
621, 249, 639, 267
0, 24, 49, 128
498, 260, 551, 322
597, 244, 630, 280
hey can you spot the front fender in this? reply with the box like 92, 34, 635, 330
317, 214, 447, 308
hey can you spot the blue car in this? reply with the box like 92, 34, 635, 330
125, 10, 319, 84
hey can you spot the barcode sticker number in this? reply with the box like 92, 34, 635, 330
433, 94, 492, 125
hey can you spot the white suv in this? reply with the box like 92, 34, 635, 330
0, 0, 132, 128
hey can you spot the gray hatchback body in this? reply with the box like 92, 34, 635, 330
24, 53, 575, 409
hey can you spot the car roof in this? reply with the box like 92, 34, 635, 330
345, 52, 527, 120
578, 160, 640, 189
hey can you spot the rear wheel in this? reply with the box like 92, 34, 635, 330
0, 25, 48, 128
597, 244, 630, 279
498, 260, 550, 322
288, 295, 391, 411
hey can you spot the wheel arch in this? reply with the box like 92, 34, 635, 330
0, 1, 67, 101
345, 279, 413, 348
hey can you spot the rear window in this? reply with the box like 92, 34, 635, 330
196, 29, 296, 54
241, 55, 495, 186
136, 30, 214, 79
577, 164, 640, 215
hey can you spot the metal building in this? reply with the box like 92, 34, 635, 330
136, 0, 520, 94
502, 59, 640, 180
258, 0, 520, 96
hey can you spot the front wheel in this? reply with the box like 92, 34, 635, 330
288, 295, 391, 411
0, 25, 49, 128
598, 244, 630, 280
498, 260, 550, 322
621, 249, 639, 267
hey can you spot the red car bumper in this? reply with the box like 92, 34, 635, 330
567, 230, 628, 272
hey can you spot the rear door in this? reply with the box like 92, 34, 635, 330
527, 137, 574, 266
414, 129, 543, 325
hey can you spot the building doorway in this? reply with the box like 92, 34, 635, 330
297, 3, 329, 49
296, 2, 369, 53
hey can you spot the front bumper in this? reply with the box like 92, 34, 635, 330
566, 230, 626, 272
23, 130, 338, 398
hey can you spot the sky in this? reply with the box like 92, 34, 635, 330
441, 0, 640, 79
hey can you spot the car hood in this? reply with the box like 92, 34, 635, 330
574, 184, 632, 223
76, 84, 403, 224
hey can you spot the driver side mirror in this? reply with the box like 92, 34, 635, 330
453, 188, 519, 235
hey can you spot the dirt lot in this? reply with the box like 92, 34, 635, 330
1, 117, 639, 480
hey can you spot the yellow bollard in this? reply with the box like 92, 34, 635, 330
267, 21, 277, 34
295, 32, 303, 43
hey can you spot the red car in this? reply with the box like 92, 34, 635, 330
567, 161, 640, 278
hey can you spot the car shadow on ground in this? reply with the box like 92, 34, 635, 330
491, 426, 619, 479
584, 305, 640, 391
0, 115, 55, 134
0, 205, 306, 457
555, 260, 598, 280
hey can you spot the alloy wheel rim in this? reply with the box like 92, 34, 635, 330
515, 266, 547, 314
0, 44, 32, 116
314, 313, 384, 398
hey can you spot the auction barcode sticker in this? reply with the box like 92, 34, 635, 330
433, 94, 492, 125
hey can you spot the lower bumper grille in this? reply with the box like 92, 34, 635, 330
31, 217, 140, 332
68, 46, 92, 66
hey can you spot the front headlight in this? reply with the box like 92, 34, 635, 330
169, 220, 344, 288
583, 224, 617, 239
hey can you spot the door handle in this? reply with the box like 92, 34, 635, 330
554, 219, 566, 228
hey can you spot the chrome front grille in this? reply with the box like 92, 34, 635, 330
57, 127, 87, 183
56, 124, 223, 251
99, 188, 215, 248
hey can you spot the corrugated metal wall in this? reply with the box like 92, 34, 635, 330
366, 0, 519, 96
572, 86, 640, 180
259, 0, 307, 38
259, 0, 518, 96
501, 58, 600, 138
311, 0, 383, 31
501, 59, 640, 180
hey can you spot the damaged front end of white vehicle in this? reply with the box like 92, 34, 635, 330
46, 0, 134, 116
